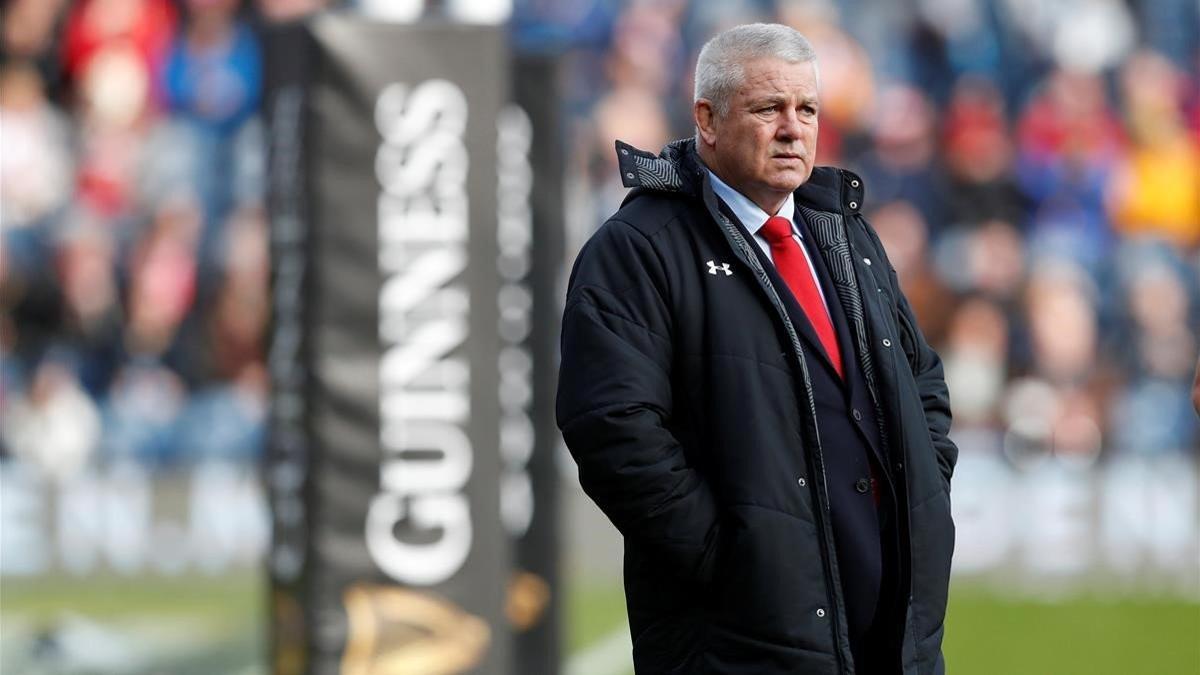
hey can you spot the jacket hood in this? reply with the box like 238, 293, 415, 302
615, 138, 865, 217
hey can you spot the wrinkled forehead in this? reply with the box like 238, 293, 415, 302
733, 58, 820, 100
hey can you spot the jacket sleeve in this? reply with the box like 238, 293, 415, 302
859, 216, 958, 488
556, 218, 722, 584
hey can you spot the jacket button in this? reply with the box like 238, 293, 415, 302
816, 608, 826, 617
850, 179, 860, 188
882, 338, 892, 347
855, 478, 871, 494
797, 477, 807, 487
863, 257, 871, 266
852, 408, 862, 421
848, 201, 858, 209
894, 461, 904, 472
625, 172, 635, 180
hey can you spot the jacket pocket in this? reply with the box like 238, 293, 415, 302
709, 505, 831, 650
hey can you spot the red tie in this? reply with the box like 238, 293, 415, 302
761, 215, 843, 379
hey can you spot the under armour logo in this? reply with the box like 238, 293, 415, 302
706, 260, 732, 276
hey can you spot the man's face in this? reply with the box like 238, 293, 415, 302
696, 57, 819, 213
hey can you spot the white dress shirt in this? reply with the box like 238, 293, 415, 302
706, 170, 831, 313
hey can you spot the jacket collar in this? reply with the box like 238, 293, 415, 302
706, 169, 796, 238
615, 137, 865, 217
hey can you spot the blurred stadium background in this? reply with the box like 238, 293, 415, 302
1, 0, 1198, 673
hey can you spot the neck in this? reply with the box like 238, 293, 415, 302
697, 143, 788, 215
753, 193, 788, 216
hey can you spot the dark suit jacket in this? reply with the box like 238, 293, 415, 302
734, 204, 905, 672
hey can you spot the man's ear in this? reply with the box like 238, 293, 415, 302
694, 99, 718, 147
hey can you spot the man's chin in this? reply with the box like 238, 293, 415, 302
768, 173, 808, 192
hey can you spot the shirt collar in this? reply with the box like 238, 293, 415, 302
706, 169, 797, 237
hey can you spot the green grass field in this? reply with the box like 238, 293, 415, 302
568, 580, 1200, 675
942, 590, 1200, 675
3, 573, 1197, 673
1, 573, 263, 675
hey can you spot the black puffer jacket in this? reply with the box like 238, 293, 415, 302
557, 139, 957, 674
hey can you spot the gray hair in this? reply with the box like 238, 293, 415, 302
694, 23, 818, 118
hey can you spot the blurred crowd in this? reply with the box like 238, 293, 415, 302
0, 0, 325, 478
518, 0, 1200, 464
2, 0, 1198, 481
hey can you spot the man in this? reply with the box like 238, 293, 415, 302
557, 23, 957, 674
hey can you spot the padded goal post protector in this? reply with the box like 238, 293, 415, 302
264, 15, 562, 675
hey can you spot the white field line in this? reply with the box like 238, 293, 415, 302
564, 624, 633, 675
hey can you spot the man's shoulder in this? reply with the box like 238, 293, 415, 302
605, 187, 702, 241
569, 190, 703, 292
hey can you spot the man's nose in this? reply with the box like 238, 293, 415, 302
776, 109, 803, 141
